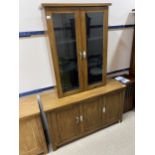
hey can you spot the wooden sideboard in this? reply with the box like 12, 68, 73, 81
41, 79, 126, 150
19, 96, 48, 155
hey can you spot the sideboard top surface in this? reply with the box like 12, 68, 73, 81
41, 79, 126, 113
19, 95, 39, 119
42, 3, 112, 8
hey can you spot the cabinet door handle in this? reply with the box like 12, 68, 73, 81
79, 52, 83, 59
102, 107, 106, 113
83, 51, 87, 59
46, 15, 51, 20
80, 115, 83, 122
75, 116, 80, 124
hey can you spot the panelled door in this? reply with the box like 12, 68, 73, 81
81, 97, 102, 132
80, 8, 108, 89
103, 92, 121, 124
53, 105, 81, 144
46, 9, 84, 97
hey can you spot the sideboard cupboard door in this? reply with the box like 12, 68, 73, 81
46, 10, 83, 97
81, 8, 108, 89
103, 92, 122, 124
81, 97, 102, 132
48, 105, 81, 145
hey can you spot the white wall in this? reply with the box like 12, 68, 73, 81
108, 29, 134, 72
19, 37, 56, 92
19, 0, 135, 93
19, 0, 135, 31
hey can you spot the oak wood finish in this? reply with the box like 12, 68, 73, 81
19, 96, 48, 155
43, 4, 111, 97
41, 79, 125, 112
45, 9, 84, 97
19, 96, 40, 119
81, 97, 102, 132
80, 8, 108, 90
103, 92, 123, 124
41, 79, 125, 150
53, 105, 80, 142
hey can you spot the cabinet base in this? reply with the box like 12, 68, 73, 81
52, 119, 119, 151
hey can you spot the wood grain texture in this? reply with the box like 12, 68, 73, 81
44, 84, 125, 150
81, 97, 102, 132
41, 79, 126, 112
45, 11, 63, 97
19, 116, 48, 155
103, 7, 108, 85
19, 96, 39, 119
103, 92, 121, 124
48, 105, 80, 145
45, 10, 84, 97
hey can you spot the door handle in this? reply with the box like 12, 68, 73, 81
75, 116, 80, 124
79, 52, 83, 60
83, 51, 87, 59
102, 107, 106, 113
80, 115, 83, 122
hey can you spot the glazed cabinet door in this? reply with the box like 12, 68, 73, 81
45, 10, 83, 97
47, 105, 81, 146
81, 97, 102, 132
81, 8, 108, 89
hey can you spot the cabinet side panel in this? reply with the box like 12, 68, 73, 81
19, 116, 47, 155
35, 116, 48, 154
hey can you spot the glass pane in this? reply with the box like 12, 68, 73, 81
86, 12, 104, 85
52, 13, 79, 92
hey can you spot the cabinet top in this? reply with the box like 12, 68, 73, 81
41, 79, 126, 113
42, 3, 112, 8
19, 95, 39, 119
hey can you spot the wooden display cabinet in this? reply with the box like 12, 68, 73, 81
41, 79, 125, 150
19, 96, 48, 155
40, 3, 126, 151
42, 3, 111, 97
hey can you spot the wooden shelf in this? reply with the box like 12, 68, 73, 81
41, 79, 126, 112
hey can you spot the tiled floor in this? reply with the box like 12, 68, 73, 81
47, 111, 135, 155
